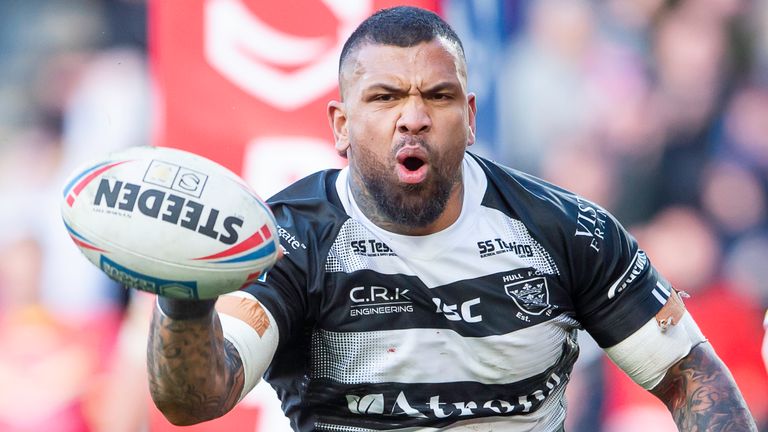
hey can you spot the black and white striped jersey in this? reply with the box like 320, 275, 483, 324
244, 152, 671, 432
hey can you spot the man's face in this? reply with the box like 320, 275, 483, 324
329, 38, 476, 229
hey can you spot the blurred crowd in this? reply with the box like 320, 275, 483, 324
448, 0, 768, 430
0, 1, 150, 430
0, 0, 766, 431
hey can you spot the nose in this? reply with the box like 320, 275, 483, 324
396, 97, 431, 135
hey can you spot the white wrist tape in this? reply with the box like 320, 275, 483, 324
604, 311, 706, 390
218, 292, 280, 402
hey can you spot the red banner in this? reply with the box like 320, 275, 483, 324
149, 1, 437, 430
151, 0, 438, 199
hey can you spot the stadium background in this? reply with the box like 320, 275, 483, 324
0, 0, 767, 431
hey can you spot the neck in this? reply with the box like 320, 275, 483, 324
349, 173, 464, 236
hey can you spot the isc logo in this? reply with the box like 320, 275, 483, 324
432, 297, 482, 323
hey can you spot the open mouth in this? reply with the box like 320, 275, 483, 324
395, 149, 429, 184
402, 156, 425, 171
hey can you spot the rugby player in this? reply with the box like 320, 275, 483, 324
146, 6, 756, 431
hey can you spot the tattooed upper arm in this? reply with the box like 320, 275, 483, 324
221, 338, 246, 412
650, 342, 757, 431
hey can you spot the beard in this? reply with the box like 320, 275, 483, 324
355, 138, 462, 228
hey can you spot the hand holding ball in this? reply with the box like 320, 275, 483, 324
60, 146, 280, 300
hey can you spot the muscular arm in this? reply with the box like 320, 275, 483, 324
650, 342, 757, 431
147, 302, 245, 426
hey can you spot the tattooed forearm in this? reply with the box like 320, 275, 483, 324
147, 305, 245, 426
651, 343, 757, 431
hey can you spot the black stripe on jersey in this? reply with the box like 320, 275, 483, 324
321, 269, 575, 337
306, 338, 577, 431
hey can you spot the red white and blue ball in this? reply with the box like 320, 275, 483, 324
61, 146, 279, 300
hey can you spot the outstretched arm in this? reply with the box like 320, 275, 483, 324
147, 299, 245, 426
650, 342, 757, 431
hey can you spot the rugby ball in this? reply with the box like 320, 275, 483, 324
60, 146, 280, 300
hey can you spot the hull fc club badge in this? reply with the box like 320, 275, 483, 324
505, 277, 552, 316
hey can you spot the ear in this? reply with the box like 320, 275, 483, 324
327, 100, 350, 158
466, 92, 477, 147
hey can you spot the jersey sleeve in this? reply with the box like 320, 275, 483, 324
240, 205, 312, 352
242, 256, 307, 350
566, 196, 672, 348
239, 171, 346, 352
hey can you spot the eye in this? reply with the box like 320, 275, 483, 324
429, 93, 452, 101
373, 94, 396, 102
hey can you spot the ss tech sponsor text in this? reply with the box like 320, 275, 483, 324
349, 286, 413, 317
477, 238, 533, 258
346, 372, 562, 418
350, 239, 396, 257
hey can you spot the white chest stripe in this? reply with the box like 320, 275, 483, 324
311, 320, 572, 385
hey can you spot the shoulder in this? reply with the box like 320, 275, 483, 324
267, 169, 342, 207
469, 152, 571, 199
469, 152, 607, 244
264, 169, 350, 263
469, 153, 639, 286
266, 169, 349, 223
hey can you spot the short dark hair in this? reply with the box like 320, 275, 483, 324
339, 6, 466, 72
